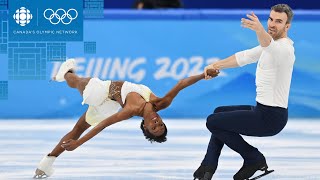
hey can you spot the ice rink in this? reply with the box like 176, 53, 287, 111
0, 119, 319, 180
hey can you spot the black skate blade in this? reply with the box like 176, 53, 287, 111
249, 169, 274, 180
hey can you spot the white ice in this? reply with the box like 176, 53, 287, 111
0, 119, 319, 180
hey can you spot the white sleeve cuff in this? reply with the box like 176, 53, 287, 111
235, 51, 246, 67
235, 46, 262, 67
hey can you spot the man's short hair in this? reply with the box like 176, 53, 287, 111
271, 4, 294, 24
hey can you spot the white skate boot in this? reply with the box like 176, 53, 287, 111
33, 155, 56, 179
53, 58, 76, 82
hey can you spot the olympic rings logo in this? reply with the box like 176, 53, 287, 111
43, 8, 78, 25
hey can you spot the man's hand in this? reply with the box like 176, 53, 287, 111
61, 139, 80, 151
241, 12, 264, 33
204, 63, 220, 80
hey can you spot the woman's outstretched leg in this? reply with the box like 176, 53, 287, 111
49, 112, 91, 157
64, 72, 91, 96
34, 112, 91, 179
53, 58, 91, 95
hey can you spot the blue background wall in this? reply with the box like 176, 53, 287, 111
0, 10, 319, 119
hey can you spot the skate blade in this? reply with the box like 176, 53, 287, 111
33, 169, 48, 179
249, 169, 274, 180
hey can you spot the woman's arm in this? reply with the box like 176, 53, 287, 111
61, 109, 132, 151
153, 70, 218, 110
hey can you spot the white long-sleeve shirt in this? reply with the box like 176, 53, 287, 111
235, 38, 295, 108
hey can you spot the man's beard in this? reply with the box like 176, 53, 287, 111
268, 27, 285, 40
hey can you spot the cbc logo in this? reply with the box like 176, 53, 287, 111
43, 8, 78, 25
13, 7, 33, 26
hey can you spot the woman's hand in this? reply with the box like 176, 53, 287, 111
61, 139, 80, 151
204, 63, 220, 80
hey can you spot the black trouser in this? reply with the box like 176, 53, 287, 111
202, 102, 288, 167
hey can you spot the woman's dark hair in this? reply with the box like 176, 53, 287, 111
140, 119, 167, 143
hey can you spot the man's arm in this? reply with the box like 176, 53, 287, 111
61, 109, 132, 151
205, 12, 268, 79
204, 55, 239, 79
207, 55, 238, 70
153, 70, 218, 110
241, 12, 272, 47
204, 46, 262, 79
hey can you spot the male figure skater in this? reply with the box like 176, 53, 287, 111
194, 4, 295, 180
